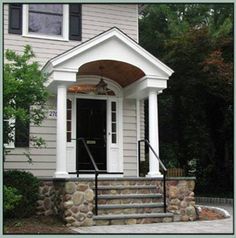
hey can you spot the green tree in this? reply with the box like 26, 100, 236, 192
4, 45, 49, 159
140, 3, 233, 197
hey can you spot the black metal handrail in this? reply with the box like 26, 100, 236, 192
138, 139, 167, 213
70, 138, 99, 215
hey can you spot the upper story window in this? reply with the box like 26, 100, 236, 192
9, 4, 82, 41
23, 4, 68, 41
28, 4, 63, 36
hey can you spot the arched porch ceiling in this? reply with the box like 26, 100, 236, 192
78, 60, 145, 87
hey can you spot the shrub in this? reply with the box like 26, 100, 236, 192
4, 185, 22, 218
4, 170, 39, 218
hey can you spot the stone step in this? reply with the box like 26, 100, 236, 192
95, 185, 158, 195
97, 202, 164, 215
96, 177, 162, 187
94, 212, 173, 226
97, 193, 163, 205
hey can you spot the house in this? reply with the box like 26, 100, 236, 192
4, 3, 196, 226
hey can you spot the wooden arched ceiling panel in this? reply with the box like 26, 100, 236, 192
78, 60, 145, 87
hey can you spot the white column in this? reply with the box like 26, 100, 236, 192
147, 90, 162, 177
55, 84, 69, 178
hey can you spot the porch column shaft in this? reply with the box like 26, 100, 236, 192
55, 84, 68, 178
147, 90, 162, 177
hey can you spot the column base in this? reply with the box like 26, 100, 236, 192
146, 172, 163, 178
54, 171, 70, 178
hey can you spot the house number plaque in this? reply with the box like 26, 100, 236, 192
48, 110, 57, 119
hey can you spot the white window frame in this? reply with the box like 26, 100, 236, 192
4, 118, 15, 149
22, 4, 69, 41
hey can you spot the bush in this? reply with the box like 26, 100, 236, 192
4, 170, 39, 218
4, 185, 22, 218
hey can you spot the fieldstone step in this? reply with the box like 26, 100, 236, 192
94, 212, 173, 226
97, 202, 164, 215
95, 185, 157, 195
98, 193, 162, 199
97, 193, 163, 205
96, 177, 161, 187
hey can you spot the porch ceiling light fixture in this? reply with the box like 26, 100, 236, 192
96, 66, 108, 95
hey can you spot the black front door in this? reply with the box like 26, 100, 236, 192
76, 99, 106, 170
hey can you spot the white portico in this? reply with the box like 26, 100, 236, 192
42, 27, 174, 178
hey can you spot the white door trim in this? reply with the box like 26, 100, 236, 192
66, 76, 123, 174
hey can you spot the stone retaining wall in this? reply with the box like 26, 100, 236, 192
36, 177, 196, 226
37, 179, 95, 227
166, 179, 196, 222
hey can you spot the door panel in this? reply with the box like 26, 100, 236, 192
76, 99, 106, 170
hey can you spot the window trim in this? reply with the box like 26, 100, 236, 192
4, 118, 16, 149
22, 4, 69, 41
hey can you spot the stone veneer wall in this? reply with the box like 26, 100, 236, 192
36, 177, 196, 226
166, 178, 196, 222
37, 179, 95, 227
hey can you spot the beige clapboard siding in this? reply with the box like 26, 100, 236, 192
4, 4, 139, 177
4, 4, 138, 67
5, 155, 56, 163
123, 99, 137, 176
4, 168, 55, 178
4, 98, 57, 177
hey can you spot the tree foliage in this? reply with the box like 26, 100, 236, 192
140, 3, 233, 197
4, 45, 49, 156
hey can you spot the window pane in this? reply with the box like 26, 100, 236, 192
29, 12, 62, 35
67, 132, 71, 142
67, 110, 71, 120
67, 121, 71, 131
29, 4, 63, 14
112, 123, 116, 133
112, 112, 116, 122
112, 102, 116, 111
112, 134, 116, 144
3, 121, 9, 144
67, 99, 72, 109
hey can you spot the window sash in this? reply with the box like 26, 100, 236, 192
22, 4, 69, 41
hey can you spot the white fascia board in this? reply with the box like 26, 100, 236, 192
124, 76, 168, 99
52, 70, 77, 82
112, 30, 174, 77
50, 31, 115, 67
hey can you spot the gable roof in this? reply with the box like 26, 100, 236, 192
43, 27, 174, 78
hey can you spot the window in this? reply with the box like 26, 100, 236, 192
3, 117, 29, 148
23, 4, 69, 41
9, 4, 82, 41
28, 4, 63, 36
111, 101, 117, 144
67, 99, 72, 142
15, 117, 30, 147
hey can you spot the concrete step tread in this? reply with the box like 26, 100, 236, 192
98, 193, 162, 199
95, 185, 157, 190
94, 212, 173, 220
98, 202, 164, 209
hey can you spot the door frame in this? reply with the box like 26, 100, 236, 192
66, 76, 123, 174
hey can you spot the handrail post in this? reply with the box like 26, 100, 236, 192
76, 139, 79, 177
163, 170, 167, 213
138, 139, 167, 213
95, 170, 98, 215
138, 140, 141, 177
